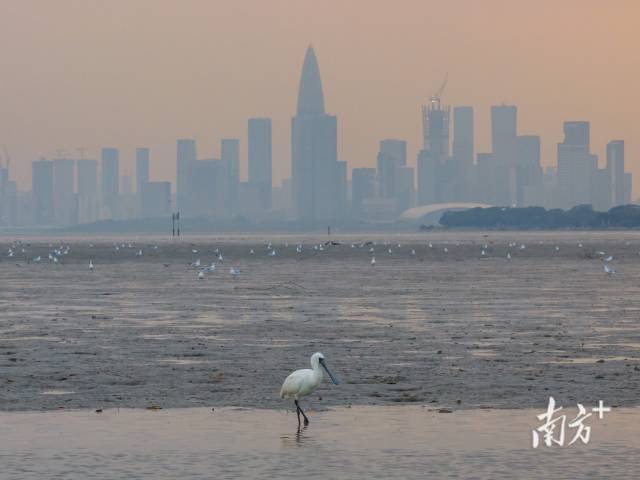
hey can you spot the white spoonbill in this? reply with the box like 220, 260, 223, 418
280, 352, 339, 426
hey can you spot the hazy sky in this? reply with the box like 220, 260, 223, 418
1, 0, 639, 194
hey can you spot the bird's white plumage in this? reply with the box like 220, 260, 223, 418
280, 352, 328, 400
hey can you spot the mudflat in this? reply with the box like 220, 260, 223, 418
1, 231, 639, 412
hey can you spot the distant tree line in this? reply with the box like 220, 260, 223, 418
439, 205, 640, 229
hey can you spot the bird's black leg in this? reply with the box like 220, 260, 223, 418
295, 400, 310, 426
295, 401, 301, 426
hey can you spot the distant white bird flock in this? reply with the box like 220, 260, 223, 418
4, 238, 630, 283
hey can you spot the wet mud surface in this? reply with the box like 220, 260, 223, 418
1, 232, 640, 412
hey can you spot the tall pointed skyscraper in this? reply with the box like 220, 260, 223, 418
291, 46, 339, 222
296, 47, 325, 116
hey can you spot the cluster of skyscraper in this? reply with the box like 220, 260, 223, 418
353, 101, 631, 221
175, 120, 274, 220
21, 148, 171, 226
0, 46, 632, 228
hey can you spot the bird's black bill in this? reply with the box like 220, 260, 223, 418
319, 358, 339, 385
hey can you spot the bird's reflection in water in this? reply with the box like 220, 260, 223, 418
280, 424, 314, 448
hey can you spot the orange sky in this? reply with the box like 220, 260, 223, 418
1, 0, 639, 195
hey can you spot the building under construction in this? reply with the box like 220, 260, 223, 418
417, 76, 451, 205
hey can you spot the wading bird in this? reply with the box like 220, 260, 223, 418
280, 352, 339, 426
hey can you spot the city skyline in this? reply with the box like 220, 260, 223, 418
1, 41, 632, 227
0, 1, 638, 194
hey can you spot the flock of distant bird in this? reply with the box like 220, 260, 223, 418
3, 238, 629, 279
1, 237, 630, 425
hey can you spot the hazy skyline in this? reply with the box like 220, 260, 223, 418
1, 0, 638, 194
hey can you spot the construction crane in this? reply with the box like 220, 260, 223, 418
422, 74, 450, 154
429, 73, 448, 109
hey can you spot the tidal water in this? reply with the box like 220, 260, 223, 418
2, 406, 639, 479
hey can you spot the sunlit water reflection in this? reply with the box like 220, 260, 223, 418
2, 406, 639, 479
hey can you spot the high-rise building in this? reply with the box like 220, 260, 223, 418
375, 139, 412, 213
334, 160, 348, 219
451, 106, 474, 200
121, 175, 133, 195
417, 94, 449, 205
291, 46, 339, 221
607, 140, 625, 207
475, 153, 501, 205
136, 148, 150, 217
101, 148, 119, 219
379, 139, 407, 167
556, 122, 597, 209
394, 166, 415, 213
515, 135, 543, 206
53, 158, 76, 225
119, 174, 136, 219
491, 105, 518, 205
417, 149, 439, 206
377, 139, 406, 202
592, 168, 612, 212
352, 168, 376, 218
0, 163, 17, 226
221, 138, 240, 214
563, 121, 590, 146
142, 181, 171, 218
452, 106, 474, 168
176, 138, 196, 214
77, 159, 98, 224
189, 159, 217, 218
248, 118, 272, 209
32, 159, 54, 225
491, 105, 517, 156
422, 98, 450, 161
624, 173, 632, 204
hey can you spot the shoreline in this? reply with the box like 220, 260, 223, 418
3, 405, 639, 479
